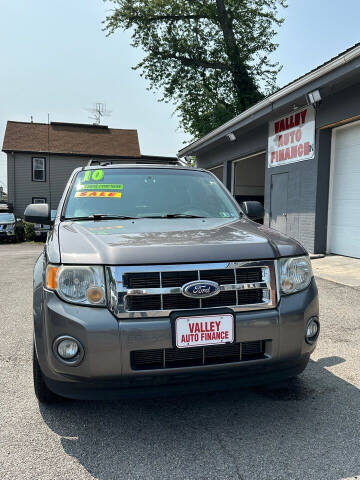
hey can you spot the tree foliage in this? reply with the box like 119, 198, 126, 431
104, 0, 287, 138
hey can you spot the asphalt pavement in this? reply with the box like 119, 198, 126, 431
1, 243, 360, 480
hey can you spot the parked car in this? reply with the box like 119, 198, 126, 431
0, 206, 25, 242
25, 165, 319, 403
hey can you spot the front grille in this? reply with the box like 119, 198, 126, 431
126, 289, 264, 312
123, 272, 161, 289
162, 271, 198, 287
110, 261, 276, 317
202, 291, 237, 309
200, 269, 235, 285
163, 294, 199, 310
236, 268, 262, 283
127, 295, 161, 311
131, 341, 267, 370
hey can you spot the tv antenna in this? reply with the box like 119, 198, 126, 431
86, 103, 112, 125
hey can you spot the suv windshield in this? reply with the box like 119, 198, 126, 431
0, 213, 15, 223
64, 168, 240, 220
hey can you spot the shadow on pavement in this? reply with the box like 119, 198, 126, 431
40, 357, 360, 480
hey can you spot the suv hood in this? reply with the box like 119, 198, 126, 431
55, 218, 306, 265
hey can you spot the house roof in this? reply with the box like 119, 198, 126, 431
2, 121, 141, 158
178, 41, 360, 157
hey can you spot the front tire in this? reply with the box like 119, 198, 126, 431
33, 344, 63, 404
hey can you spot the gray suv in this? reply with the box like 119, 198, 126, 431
25, 165, 319, 403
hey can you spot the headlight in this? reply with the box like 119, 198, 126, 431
278, 256, 313, 295
46, 265, 106, 306
6, 223, 15, 232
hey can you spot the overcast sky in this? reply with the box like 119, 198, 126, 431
1, 0, 360, 190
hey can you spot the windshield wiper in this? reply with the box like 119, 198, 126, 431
137, 214, 205, 219
64, 214, 137, 221
162, 213, 206, 219
63, 213, 206, 221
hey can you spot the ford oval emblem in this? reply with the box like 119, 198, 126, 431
182, 280, 220, 299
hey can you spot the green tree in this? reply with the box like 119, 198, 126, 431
104, 0, 287, 138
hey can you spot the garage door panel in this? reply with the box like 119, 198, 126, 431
331, 201, 360, 226
332, 174, 360, 198
334, 138, 360, 152
329, 226, 360, 257
328, 124, 360, 258
333, 155, 360, 174
334, 124, 360, 146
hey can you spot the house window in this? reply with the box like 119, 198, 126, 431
32, 197, 47, 204
32, 157, 46, 182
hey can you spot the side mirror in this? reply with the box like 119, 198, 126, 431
24, 204, 52, 225
241, 201, 264, 221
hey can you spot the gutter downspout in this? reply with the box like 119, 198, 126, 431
48, 114, 51, 209
12, 152, 16, 216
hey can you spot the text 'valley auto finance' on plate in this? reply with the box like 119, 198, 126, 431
175, 314, 234, 348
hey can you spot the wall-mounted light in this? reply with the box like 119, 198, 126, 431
226, 132, 237, 142
306, 89, 322, 109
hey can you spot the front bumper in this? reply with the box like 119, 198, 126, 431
0, 231, 15, 238
34, 278, 319, 399
34, 230, 48, 237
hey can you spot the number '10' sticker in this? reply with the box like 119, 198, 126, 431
84, 170, 104, 182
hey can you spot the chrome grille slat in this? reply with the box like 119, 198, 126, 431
124, 281, 269, 296
198, 270, 202, 310
106, 260, 277, 319
159, 272, 163, 311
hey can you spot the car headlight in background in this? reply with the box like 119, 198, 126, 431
46, 265, 105, 305
6, 223, 15, 233
278, 256, 313, 295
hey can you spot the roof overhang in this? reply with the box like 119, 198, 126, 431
178, 43, 360, 157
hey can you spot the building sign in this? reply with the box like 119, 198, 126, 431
268, 106, 315, 168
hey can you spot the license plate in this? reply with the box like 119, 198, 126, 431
175, 314, 234, 349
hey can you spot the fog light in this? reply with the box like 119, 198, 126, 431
305, 317, 319, 344
57, 338, 79, 359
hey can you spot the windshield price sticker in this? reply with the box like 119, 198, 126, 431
83, 170, 104, 182
78, 184, 124, 191
75, 191, 122, 198
175, 314, 234, 348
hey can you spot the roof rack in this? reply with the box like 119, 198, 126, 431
87, 159, 112, 167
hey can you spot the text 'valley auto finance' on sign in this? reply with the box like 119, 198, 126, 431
268, 106, 315, 168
